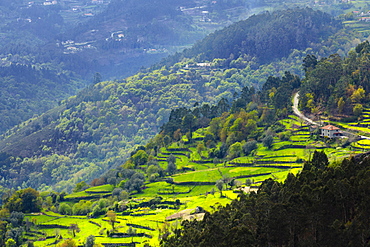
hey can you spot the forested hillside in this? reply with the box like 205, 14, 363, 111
299, 41, 370, 120
160, 8, 342, 65
1, 41, 369, 245
0, 8, 360, 193
161, 151, 370, 247
0, 0, 259, 134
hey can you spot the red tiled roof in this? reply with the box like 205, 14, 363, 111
320, 124, 340, 130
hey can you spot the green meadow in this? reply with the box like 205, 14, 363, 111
25, 114, 364, 246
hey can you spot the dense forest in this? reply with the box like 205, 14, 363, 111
160, 8, 343, 65
0, 42, 370, 245
0, 0, 365, 134
0, 66, 301, 246
299, 41, 370, 120
0, 1, 370, 246
0, 8, 358, 192
161, 151, 370, 247
0, 0, 259, 134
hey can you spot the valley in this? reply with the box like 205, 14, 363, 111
1, 1, 370, 246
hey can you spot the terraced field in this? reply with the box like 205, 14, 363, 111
25, 115, 363, 246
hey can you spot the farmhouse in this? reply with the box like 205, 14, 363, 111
320, 124, 342, 138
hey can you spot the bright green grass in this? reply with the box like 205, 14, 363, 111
230, 156, 254, 163
85, 184, 114, 192
173, 168, 222, 183
234, 169, 299, 185
257, 156, 299, 162
352, 141, 370, 150
333, 121, 370, 135
64, 191, 91, 199
357, 139, 370, 145
257, 148, 306, 158
138, 182, 194, 198
25, 214, 57, 224
29, 193, 235, 247
290, 135, 309, 141
273, 141, 293, 149
172, 166, 284, 183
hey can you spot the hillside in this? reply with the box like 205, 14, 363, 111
161, 151, 370, 247
0, 8, 363, 193
0, 0, 263, 134
160, 8, 342, 65
1, 54, 370, 245
1, 71, 366, 246
1, 0, 368, 135
0, 8, 357, 193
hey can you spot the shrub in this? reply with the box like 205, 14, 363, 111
59, 203, 72, 215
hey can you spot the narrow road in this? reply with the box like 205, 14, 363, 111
292, 92, 319, 126
292, 92, 370, 140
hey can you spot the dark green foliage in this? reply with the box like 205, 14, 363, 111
262, 135, 274, 149
300, 41, 370, 115
242, 140, 257, 155
162, 153, 370, 247
261, 71, 301, 109
4, 188, 41, 213
166, 155, 177, 175
84, 235, 95, 247
161, 8, 342, 65
0, 8, 354, 192
125, 173, 145, 193
0, 64, 85, 133
8, 212, 24, 228
302, 54, 318, 72
304, 150, 329, 170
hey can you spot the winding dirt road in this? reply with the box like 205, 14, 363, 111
292, 92, 370, 140
292, 92, 319, 126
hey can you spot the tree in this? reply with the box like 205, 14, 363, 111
216, 180, 224, 197
5, 188, 41, 213
93, 72, 102, 84
351, 86, 365, 103
107, 210, 117, 230
304, 150, 328, 170
131, 150, 149, 167
5, 239, 16, 247
84, 235, 95, 247
227, 142, 242, 159
166, 154, 177, 175
125, 173, 145, 192
73, 181, 89, 193
337, 97, 345, 114
58, 239, 77, 247
263, 135, 274, 149
182, 114, 196, 140
353, 103, 363, 117
303, 54, 318, 72
69, 223, 80, 238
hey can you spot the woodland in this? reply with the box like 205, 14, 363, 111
0, 7, 361, 193
0, 0, 370, 246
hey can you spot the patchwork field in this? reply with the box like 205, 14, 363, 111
25, 115, 363, 246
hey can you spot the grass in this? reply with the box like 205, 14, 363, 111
85, 184, 114, 192
28, 114, 367, 246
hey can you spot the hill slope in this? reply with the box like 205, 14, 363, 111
0, 8, 358, 192
0, 0, 259, 134
161, 151, 370, 247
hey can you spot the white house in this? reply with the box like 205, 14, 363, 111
320, 124, 342, 138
